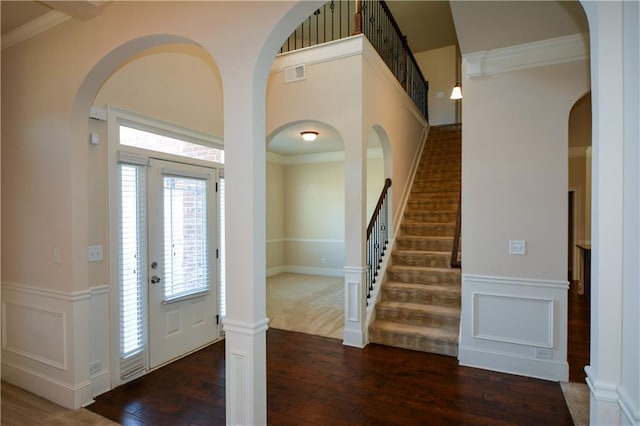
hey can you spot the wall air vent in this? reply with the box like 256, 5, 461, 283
284, 64, 306, 83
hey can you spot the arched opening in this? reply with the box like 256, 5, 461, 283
265, 120, 346, 339
567, 92, 592, 386
72, 36, 225, 388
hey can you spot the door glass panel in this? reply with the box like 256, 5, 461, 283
163, 175, 209, 301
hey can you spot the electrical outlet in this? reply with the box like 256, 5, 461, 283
535, 348, 552, 359
509, 240, 527, 255
88, 245, 104, 262
89, 360, 102, 375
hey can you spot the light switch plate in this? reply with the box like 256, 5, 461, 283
509, 240, 527, 255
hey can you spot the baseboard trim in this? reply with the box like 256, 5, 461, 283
2, 361, 93, 409
343, 327, 365, 348
267, 265, 344, 278
90, 370, 111, 399
459, 346, 568, 382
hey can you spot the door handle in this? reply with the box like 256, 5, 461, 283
151, 275, 161, 284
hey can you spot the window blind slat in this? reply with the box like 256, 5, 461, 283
119, 164, 147, 379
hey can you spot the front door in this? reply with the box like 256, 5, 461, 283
147, 158, 219, 368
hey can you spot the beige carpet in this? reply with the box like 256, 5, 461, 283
267, 273, 344, 340
561, 381, 590, 426
1, 382, 118, 425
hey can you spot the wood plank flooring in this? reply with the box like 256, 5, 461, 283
568, 280, 591, 383
89, 328, 574, 425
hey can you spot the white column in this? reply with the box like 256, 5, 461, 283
221, 65, 268, 425
582, 2, 625, 423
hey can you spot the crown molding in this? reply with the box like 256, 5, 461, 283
464, 33, 589, 78
2, 10, 71, 51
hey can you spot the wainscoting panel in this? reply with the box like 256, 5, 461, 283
2, 301, 67, 370
472, 293, 553, 348
1, 282, 109, 408
459, 274, 569, 381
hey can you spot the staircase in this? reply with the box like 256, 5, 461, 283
369, 124, 461, 356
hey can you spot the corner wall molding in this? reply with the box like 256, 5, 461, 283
464, 33, 590, 78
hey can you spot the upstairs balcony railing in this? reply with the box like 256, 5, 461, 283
280, 0, 429, 121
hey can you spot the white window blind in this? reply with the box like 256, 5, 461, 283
219, 176, 226, 318
119, 164, 147, 380
163, 175, 209, 300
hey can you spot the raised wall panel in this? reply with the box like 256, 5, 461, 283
472, 293, 553, 347
2, 301, 67, 370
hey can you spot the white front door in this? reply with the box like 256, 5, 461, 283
147, 158, 219, 368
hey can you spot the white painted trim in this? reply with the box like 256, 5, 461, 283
585, 367, 620, 403
90, 370, 111, 399
222, 318, 270, 336
2, 361, 93, 409
462, 274, 569, 290
272, 35, 364, 73
1, 281, 92, 302
267, 147, 383, 165
617, 385, 640, 424
266, 266, 288, 277
1, 10, 71, 51
464, 33, 590, 78
108, 105, 224, 149
2, 301, 68, 370
471, 292, 554, 348
458, 346, 568, 382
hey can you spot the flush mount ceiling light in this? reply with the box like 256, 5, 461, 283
301, 131, 319, 142
450, 83, 463, 100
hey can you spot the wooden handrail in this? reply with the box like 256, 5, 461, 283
367, 178, 392, 238
450, 193, 461, 268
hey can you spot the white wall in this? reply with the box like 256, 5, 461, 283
459, 57, 590, 381
415, 45, 458, 125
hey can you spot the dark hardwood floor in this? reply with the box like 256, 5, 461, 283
568, 280, 591, 383
89, 327, 577, 425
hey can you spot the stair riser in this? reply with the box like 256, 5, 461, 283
412, 182, 460, 192
382, 288, 461, 307
369, 330, 458, 357
392, 252, 450, 268
402, 224, 455, 237
410, 192, 459, 201
376, 308, 460, 328
404, 212, 457, 223
396, 238, 452, 251
387, 269, 460, 285
407, 203, 458, 213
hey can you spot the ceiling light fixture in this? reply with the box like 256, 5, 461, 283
450, 83, 463, 100
301, 131, 318, 142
